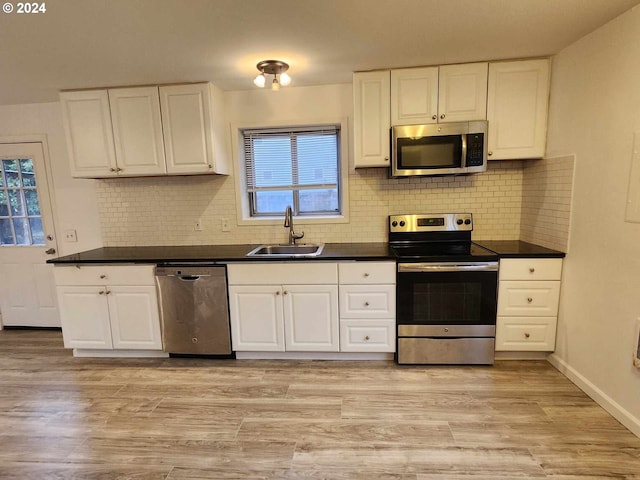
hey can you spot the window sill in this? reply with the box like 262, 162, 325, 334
237, 214, 349, 226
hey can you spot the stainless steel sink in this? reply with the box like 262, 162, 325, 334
246, 243, 325, 257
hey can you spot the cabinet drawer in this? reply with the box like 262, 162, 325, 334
499, 258, 562, 281
338, 262, 396, 285
54, 265, 155, 286
495, 316, 557, 351
227, 262, 337, 285
497, 281, 560, 316
339, 284, 395, 319
340, 320, 395, 352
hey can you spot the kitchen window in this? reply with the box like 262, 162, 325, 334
241, 125, 342, 218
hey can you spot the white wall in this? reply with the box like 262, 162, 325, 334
546, 6, 640, 435
0, 102, 102, 256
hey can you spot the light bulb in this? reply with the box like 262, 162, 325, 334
280, 72, 291, 86
271, 77, 280, 91
253, 73, 265, 88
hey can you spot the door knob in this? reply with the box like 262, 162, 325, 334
45, 248, 56, 254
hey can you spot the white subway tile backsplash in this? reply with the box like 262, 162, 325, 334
95, 162, 525, 246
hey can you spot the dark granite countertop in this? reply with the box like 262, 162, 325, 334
47, 242, 394, 264
474, 240, 565, 258
48, 240, 564, 265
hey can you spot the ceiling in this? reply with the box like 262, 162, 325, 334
1, 0, 639, 105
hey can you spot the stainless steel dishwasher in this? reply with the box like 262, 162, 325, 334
155, 265, 233, 356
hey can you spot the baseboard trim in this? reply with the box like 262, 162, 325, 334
547, 353, 640, 438
235, 351, 394, 361
73, 349, 169, 358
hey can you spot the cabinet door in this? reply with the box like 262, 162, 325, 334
107, 285, 162, 350
160, 83, 220, 175
391, 67, 438, 126
228, 286, 285, 351
108, 87, 167, 176
59, 90, 118, 178
438, 63, 488, 123
56, 286, 113, 349
283, 285, 339, 352
487, 59, 550, 160
353, 71, 391, 167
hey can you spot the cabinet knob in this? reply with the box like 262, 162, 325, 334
45, 248, 56, 255
440, 114, 445, 119
524, 332, 531, 338
276, 291, 280, 295
98, 290, 105, 295
529, 267, 535, 273
384, 156, 389, 162
431, 115, 437, 120
488, 151, 493, 156
527, 297, 533, 303
363, 273, 370, 277
46, 235, 54, 241
100, 274, 107, 279
283, 290, 288, 295
105, 290, 111, 295
208, 164, 213, 169
116, 167, 123, 172
364, 301, 370, 307
364, 335, 370, 341
444, 327, 449, 333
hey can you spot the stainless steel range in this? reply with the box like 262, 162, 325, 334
390, 213, 499, 365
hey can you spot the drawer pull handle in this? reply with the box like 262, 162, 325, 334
524, 332, 531, 338
364, 335, 370, 341
527, 297, 533, 303
529, 268, 535, 273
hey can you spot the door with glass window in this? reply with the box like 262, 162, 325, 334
0, 143, 59, 327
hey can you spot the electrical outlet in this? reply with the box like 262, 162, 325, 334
221, 217, 230, 232
194, 220, 203, 231
64, 229, 77, 242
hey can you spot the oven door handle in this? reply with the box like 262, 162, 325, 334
398, 262, 499, 272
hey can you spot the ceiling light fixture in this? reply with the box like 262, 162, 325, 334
253, 60, 291, 91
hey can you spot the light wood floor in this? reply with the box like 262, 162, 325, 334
0, 329, 639, 479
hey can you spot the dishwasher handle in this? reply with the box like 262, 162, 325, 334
178, 275, 209, 281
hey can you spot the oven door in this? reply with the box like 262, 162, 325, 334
396, 262, 498, 337
396, 262, 498, 365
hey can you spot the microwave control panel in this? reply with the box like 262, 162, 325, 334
465, 133, 485, 167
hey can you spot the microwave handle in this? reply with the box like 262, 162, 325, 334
461, 133, 468, 167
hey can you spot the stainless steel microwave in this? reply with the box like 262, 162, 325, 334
391, 121, 488, 177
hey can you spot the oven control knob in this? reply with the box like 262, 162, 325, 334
399, 220, 405, 227
456, 219, 463, 225
464, 219, 471, 225
391, 221, 398, 227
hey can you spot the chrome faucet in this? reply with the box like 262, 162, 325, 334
284, 205, 304, 245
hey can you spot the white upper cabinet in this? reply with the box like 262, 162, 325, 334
438, 63, 488, 123
487, 58, 550, 160
353, 70, 391, 168
108, 86, 166, 176
391, 66, 439, 125
60, 82, 229, 178
390, 63, 488, 125
159, 83, 229, 175
60, 90, 118, 177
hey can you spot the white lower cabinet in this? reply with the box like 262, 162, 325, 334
54, 265, 162, 351
495, 258, 562, 352
338, 262, 396, 352
227, 263, 339, 352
